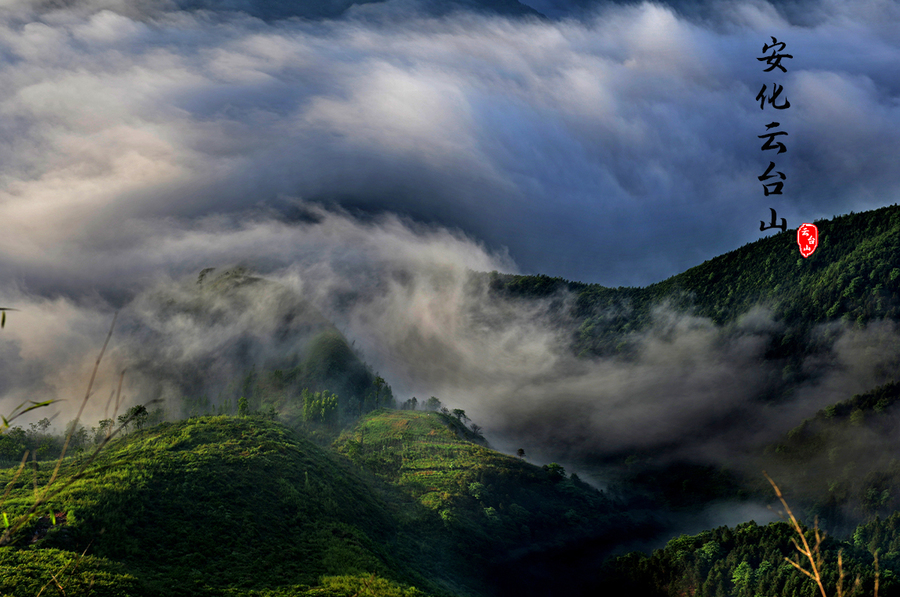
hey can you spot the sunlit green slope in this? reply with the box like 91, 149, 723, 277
333, 410, 654, 596
0, 417, 447, 597
1, 413, 640, 597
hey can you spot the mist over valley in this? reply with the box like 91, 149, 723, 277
1, 0, 900, 594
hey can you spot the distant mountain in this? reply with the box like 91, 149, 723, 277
489, 204, 900, 366
483, 204, 900, 525
764, 381, 900, 533
127, 266, 391, 423
5, 205, 899, 596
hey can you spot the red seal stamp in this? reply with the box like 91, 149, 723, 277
797, 223, 818, 258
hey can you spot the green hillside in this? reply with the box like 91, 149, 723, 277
602, 519, 894, 597
0, 413, 642, 597
488, 204, 900, 360
0, 417, 449, 597
5, 205, 900, 596
334, 410, 628, 548
333, 410, 661, 596
761, 381, 900, 531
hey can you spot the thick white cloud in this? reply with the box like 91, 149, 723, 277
0, 0, 896, 289
0, 0, 898, 477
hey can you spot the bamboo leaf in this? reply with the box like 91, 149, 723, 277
20, 400, 59, 416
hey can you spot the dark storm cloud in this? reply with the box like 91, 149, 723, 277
0, 0, 897, 292
1, 0, 899, 476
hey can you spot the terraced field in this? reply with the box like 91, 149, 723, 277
335, 410, 531, 509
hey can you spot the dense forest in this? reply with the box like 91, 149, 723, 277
487, 204, 900, 363
2, 205, 900, 596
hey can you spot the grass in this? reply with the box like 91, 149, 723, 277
0, 408, 642, 597
332, 409, 647, 594
0, 415, 444, 596
0, 313, 431, 597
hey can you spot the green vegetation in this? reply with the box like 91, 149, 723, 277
486, 204, 900, 363
332, 410, 653, 595
0, 416, 446, 597
334, 411, 613, 536
761, 381, 900, 531
0, 547, 143, 596
0, 412, 644, 597
4, 205, 900, 596
603, 518, 893, 597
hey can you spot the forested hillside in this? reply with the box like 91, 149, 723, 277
3, 205, 900, 596
0, 416, 462, 596
488, 204, 900, 361
0, 412, 648, 597
603, 519, 894, 597
761, 381, 900, 533
333, 410, 657, 595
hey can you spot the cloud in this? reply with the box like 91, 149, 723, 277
0, 204, 513, 426
2, 205, 898, 490
0, 0, 898, 486
268, 242, 900, 470
0, 0, 895, 292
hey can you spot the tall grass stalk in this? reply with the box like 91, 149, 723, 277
764, 470, 829, 597
766, 471, 884, 597
0, 313, 158, 546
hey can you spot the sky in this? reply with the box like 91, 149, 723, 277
1, 0, 899, 476
0, 0, 897, 294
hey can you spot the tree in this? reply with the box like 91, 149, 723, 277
125, 404, 149, 431
29, 418, 51, 434
238, 395, 250, 417
373, 376, 385, 406
93, 419, 113, 444
0, 427, 26, 461
64, 421, 89, 452
301, 389, 339, 425
451, 409, 468, 423
516, 448, 526, 459
320, 392, 338, 426
424, 397, 442, 411
468, 482, 487, 500
241, 369, 257, 411
543, 462, 566, 480
470, 423, 482, 436
25, 418, 56, 458
146, 407, 165, 427
731, 560, 755, 596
